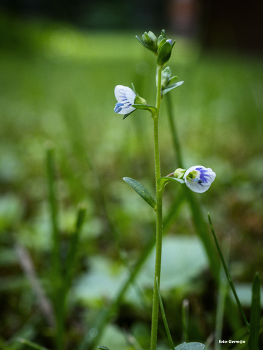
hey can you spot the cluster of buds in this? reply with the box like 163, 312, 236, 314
136, 29, 175, 66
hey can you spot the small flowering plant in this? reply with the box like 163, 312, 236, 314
112, 29, 216, 350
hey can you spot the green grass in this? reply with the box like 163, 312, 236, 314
0, 15, 263, 349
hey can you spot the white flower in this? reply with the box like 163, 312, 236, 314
114, 85, 136, 115
184, 165, 216, 193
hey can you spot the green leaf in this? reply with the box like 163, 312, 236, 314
248, 272, 261, 350
123, 177, 156, 209
135, 35, 156, 54
174, 342, 205, 350
132, 104, 157, 115
135, 35, 149, 49
98, 346, 112, 350
157, 41, 173, 66
162, 81, 184, 96
168, 76, 178, 85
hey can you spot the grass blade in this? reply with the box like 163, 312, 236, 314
63, 204, 87, 293
156, 278, 175, 350
182, 299, 189, 343
15, 338, 50, 350
208, 213, 250, 332
46, 145, 61, 283
214, 248, 229, 350
248, 272, 261, 350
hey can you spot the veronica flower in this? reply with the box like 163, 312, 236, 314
184, 166, 216, 193
114, 85, 136, 115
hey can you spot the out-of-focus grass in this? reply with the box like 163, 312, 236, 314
1, 14, 263, 348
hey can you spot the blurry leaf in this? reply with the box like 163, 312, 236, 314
16, 338, 50, 350
0, 276, 28, 292
99, 324, 128, 350
138, 236, 208, 290
174, 343, 205, 350
230, 283, 263, 307
248, 273, 261, 350
123, 177, 156, 209
73, 257, 128, 305
98, 346, 111, 350
0, 195, 24, 230
0, 248, 18, 266
162, 81, 184, 96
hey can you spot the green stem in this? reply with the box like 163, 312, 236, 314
150, 65, 163, 350
166, 94, 183, 168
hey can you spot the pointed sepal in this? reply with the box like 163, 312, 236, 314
162, 81, 184, 96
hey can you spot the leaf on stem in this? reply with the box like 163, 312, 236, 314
174, 342, 205, 350
123, 177, 156, 209
248, 272, 261, 350
162, 81, 184, 96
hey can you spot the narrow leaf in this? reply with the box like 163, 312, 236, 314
135, 35, 148, 49
156, 278, 175, 350
135, 35, 156, 54
182, 299, 189, 343
64, 205, 86, 292
174, 342, 205, 350
248, 272, 261, 350
162, 81, 184, 96
123, 177, 156, 209
16, 338, 50, 350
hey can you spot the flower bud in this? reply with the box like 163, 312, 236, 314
157, 40, 174, 67
134, 95, 147, 105
161, 67, 172, 89
142, 32, 158, 52
173, 168, 186, 179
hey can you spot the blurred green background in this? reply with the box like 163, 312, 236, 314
0, 1, 263, 349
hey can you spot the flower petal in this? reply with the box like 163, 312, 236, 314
184, 165, 216, 193
114, 85, 136, 115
